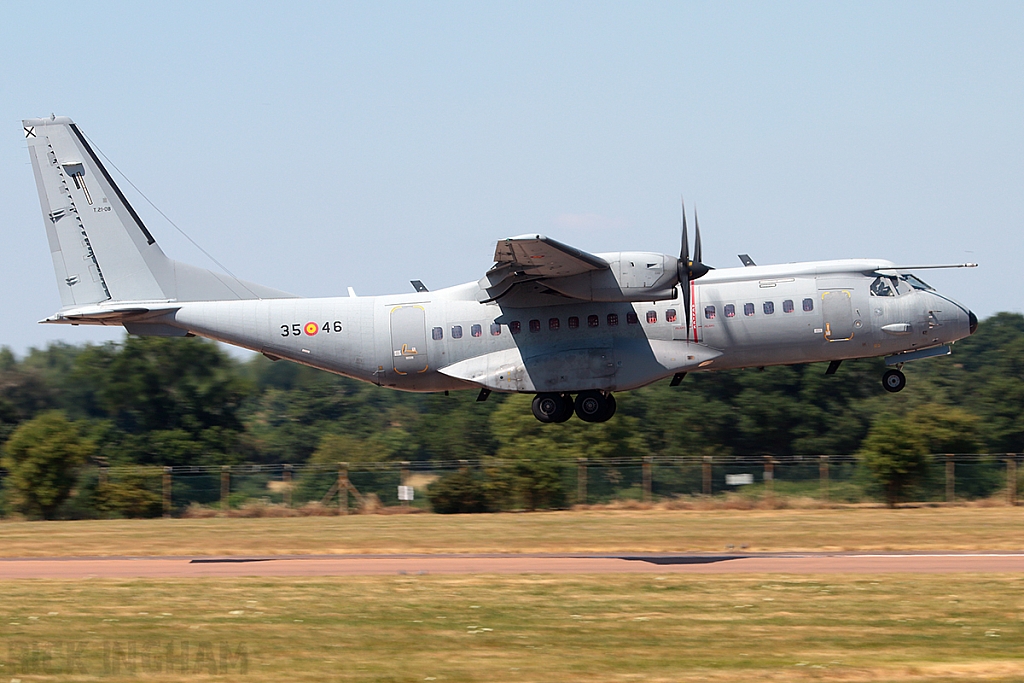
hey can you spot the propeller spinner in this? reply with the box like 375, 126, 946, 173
677, 201, 712, 336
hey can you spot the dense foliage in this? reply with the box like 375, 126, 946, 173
0, 313, 1022, 516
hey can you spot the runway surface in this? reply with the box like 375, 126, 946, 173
1, 553, 1022, 578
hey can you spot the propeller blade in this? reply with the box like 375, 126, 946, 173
693, 207, 702, 265
682, 274, 691, 338
680, 198, 689, 264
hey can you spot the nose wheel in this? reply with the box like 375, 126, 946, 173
882, 369, 907, 393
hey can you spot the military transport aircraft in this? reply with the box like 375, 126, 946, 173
23, 116, 978, 423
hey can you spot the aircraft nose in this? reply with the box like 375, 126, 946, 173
969, 310, 978, 335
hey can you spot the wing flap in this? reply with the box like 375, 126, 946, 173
480, 235, 609, 303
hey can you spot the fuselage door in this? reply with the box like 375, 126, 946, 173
390, 305, 429, 374
821, 290, 854, 341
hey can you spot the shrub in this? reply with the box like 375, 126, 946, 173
428, 468, 492, 514
0, 411, 94, 519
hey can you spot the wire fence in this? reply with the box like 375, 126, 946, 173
1, 453, 1012, 517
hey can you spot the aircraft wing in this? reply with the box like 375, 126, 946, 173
479, 234, 609, 303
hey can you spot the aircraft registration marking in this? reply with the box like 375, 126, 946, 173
280, 321, 343, 337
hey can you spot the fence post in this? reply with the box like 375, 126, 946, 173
220, 465, 230, 511
703, 456, 712, 496
163, 467, 172, 518
819, 456, 829, 502
642, 457, 652, 504
577, 458, 587, 505
284, 464, 292, 508
339, 462, 349, 514
400, 461, 410, 507
946, 454, 955, 504
1008, 455, 1018, 507
764, 457, 775, 501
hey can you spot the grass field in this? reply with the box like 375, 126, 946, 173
0, 507, 1022, 557
2, 574, 1023, 682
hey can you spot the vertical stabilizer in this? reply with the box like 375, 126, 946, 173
24, 117, 292, 308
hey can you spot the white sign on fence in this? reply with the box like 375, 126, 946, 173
398, 485, 414, 501
725, 473, 754, 486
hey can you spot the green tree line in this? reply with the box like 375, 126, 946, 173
1, 313, 1022, 516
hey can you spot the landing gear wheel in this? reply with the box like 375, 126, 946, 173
601, 393, 617, 422
574, 391, 616, 423
532, 393, 573, 423
882, 369, 906, 393
553, 393, 574, 423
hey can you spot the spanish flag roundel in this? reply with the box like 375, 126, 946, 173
304, 322, 319, 336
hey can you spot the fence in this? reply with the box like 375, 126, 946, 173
5, 453, 1009, 517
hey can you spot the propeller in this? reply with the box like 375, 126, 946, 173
677, 200, 712, 337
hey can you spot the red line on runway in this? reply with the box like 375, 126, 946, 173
1, 554, 1022, 579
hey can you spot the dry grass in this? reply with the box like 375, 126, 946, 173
0, 506, 1022, 558
1, 574, 1022, 682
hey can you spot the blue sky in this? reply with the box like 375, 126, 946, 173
3, 2, 1021, 355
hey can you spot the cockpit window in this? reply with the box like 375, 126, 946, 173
901, 274, 933, 291
870, 276, 896, 297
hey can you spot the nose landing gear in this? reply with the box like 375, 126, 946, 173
882, 368, 907, 393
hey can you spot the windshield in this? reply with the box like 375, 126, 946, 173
901, 274, 933, 291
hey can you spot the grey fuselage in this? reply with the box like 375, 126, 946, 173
161, 257, 973, 394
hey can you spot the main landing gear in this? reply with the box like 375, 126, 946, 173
531, 391, 617, 423
882, 368, 907, 393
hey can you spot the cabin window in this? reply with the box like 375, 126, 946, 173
646, 311, 657, 324
763, 301, 775, 315
431, 327, 443, 340
803, 298, 814, 312
490, 323, 501, 336
510, 321, 522, 334
666, 309, 677, 323
724, 304, 736, 318
471, 324, 482, 337
627, 312, 639, 325
568, 316, 580, 329
744, 303, 755, 316
451, 325, 463, 339
549, 318, 560, 331
783, 299, 794, 313
704, 306, 716, 320
607, 313, 619, 326
870, 276, 897, 297
588, 314, 600, 328
529, 319, 541, 333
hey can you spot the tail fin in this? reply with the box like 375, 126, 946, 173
24, 116, 291, 310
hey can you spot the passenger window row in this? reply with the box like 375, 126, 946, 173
432, 308, 685, 340
514, 309, 679, 333
432, 323, 502, 340
704, 298, 814, 320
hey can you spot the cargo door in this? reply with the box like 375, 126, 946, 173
390, 305, 429, 374
821, 290, 854, 341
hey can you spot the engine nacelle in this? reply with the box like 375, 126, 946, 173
542, 252, 679, 302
